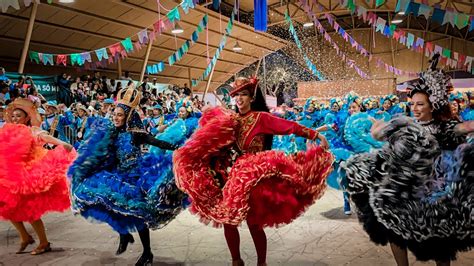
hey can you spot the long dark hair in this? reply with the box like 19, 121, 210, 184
235, 84, 274, 150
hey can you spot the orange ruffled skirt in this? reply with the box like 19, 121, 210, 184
173, 108, 333, 227
0, 124, 76, 222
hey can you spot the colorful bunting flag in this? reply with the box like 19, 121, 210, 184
28, 51, 39, 64
167, 6, 180, 22
95, 48, 109, 61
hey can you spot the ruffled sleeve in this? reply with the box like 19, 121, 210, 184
258, 112, 319, 140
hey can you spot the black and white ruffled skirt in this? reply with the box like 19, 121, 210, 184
341, 116, 473, 262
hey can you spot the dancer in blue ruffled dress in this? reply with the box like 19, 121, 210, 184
460, 92, 473, 121
149, 98, 199, 155
68, 86, 186, 266
316, 98, 354, 214
382, 94, 407, 116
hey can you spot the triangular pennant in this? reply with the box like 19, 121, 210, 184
121, 37, 134, 52
29, 51, 40, 64
167, 7, 180, 23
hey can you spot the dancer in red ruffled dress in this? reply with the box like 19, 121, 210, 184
0, 98, 76, 255
174, 77, 333, 265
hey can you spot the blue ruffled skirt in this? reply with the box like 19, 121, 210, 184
72, 152, 187, 234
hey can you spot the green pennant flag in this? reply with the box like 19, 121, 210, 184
376, 0, 385, 8
167, 7, 180, 22
29, 51, 40, 63
455, 14, 469, 29
70, 53, 81, 66
442, 48, 451, 59
347, 0, 356, 13
389, 24, 396, 36
121, 37, 134, 53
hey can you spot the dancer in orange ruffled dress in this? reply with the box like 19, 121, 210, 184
174, 77, 333, 266
0, 98, 76, 255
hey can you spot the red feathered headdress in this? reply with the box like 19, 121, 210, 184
229, 77, 259, 97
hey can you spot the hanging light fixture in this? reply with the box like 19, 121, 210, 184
398, 11, 405, 15
392, 18, 403, 24
171, 22, 184, 34
233, 41, 242, 52
303, 21, 314, 28
59, 0, 75, 3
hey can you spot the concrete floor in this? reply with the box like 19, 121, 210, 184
0, 188, 472, 266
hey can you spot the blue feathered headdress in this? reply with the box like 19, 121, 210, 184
449, 91, 463, 102
329, 98, 343, 110
304, 97, 318, 111
176, 97, 193, 114
345, 92, 361, 106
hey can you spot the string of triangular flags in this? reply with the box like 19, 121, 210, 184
147, 14, 208, 75
191, 9, 235, 88
394, 0, 474, 31
298, 0, 371, 79
28, 0, 195, 70
305, 0, 419, 77
341, 0, 474, 74
0, 0, 44, 13
285, 11, 325, 80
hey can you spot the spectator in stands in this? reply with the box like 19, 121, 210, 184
182, 83, 191, 96
27, 86, 45, 108
58, 73, 73, 106
121, 71, 132, 80
140, 76, 151, 92
0, 105, 5, 128
41, 101, 74, 143
109, 79, 116, 94
0, 67, 11, 86
70, 77, 82, 93
0, 83, 9, 104
97, 98, 114, 119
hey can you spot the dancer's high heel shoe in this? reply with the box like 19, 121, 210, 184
232, 259, 245, 266
16, 235, 35, 254
116, 233, 134, 255
135, 252, 153, 266
30, 242, 51, 255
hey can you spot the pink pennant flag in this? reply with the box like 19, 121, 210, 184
425, 42, 434, 57
134, 41, 142, 51
149, 31, 156, 42
56, 55, 67, 66
153, 20, 162, 34
458, 54, 466, 68
368, 12, 377, 25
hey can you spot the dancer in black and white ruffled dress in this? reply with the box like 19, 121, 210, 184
341, 54, 473, 266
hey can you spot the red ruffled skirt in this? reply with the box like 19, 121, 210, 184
0, 124, 76, 222
173, 108, 333, 227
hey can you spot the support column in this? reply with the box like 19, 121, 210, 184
140, 34, 153, 82
18, 2, 39, 74
188, 67, 193, 96
202, 63, 217, 102
263, 55, 267, 94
